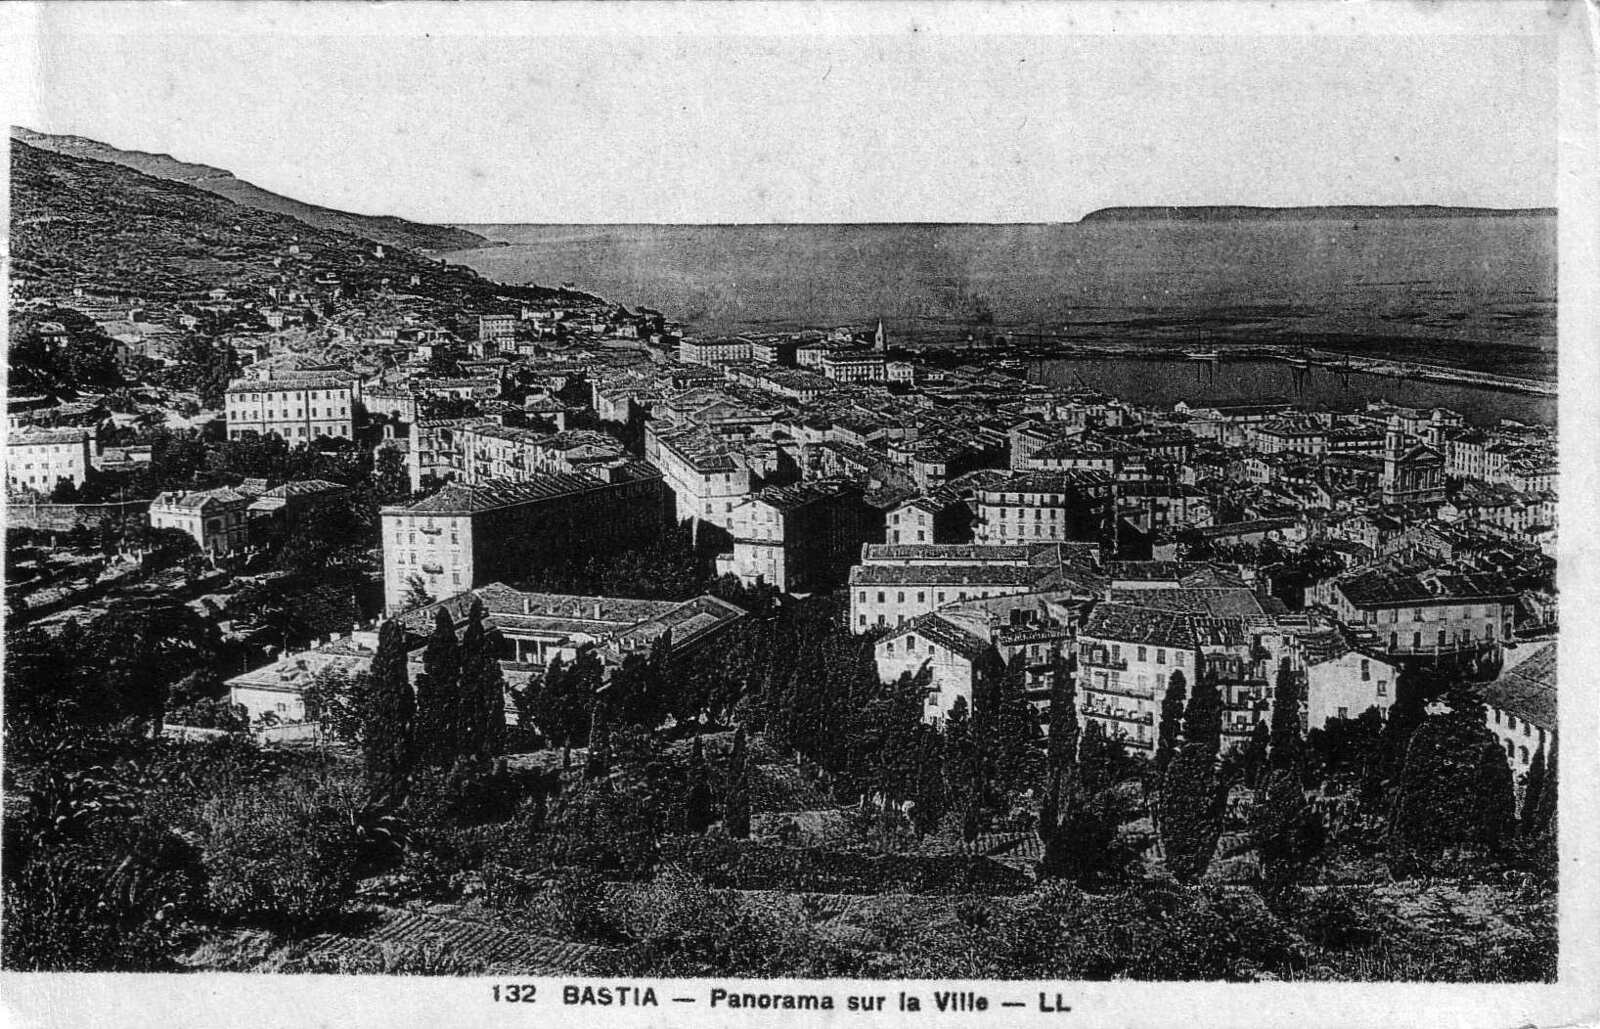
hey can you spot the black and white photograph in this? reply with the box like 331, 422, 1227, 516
1, 2, 1595, 1025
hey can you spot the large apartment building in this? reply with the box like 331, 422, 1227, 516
380, 463, 667, 612
1313, 565, 1517, 661
678, 336, 753, 367
725, 479, 882, 592
847, 542, 1102, 632
408, 419, 627, 490
225, 372, 356, 442
972, 471, 1115, 546
644, 422, 754, 531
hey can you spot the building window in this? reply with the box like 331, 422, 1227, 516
1412, 632, 1421, 651
1377, 680, 1388, 697
1156, 649, 1166, 665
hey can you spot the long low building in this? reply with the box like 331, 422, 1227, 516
848, 541, 1104, 632
227, 584, 745, 725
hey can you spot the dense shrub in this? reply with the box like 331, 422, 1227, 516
657, 836, 1030, 895
198, 781, 364, 928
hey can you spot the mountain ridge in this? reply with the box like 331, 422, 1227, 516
11, 126, 489, 253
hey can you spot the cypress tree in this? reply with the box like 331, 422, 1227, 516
476, 624, 508, 758
684, 735, 714, 834
362, 619, 415, 799
1155, 669, 1188, 773
1160, 663, 1224, 884
1182, 665, 1223, 754
1266, 658, 1303, 773
1046, 649, 1080, 786
724, 726, 751, 838
991, 653, 1043, 795
412, 607, 461, 767
1520, 742, 1547, 833
942, 695, 983, 843
585, 697, 612, 780
1253, 661, 1320, 901
1526, 743, 1557, 839
455, 600, 507, 760
1363, 666, 1426, 807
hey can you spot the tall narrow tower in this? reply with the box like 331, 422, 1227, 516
1381, 415, 1403, 505
873, 319, 886, 353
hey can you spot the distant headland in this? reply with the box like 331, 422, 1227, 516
1078, 205, 1556, 223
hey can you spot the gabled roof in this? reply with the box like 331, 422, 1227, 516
879, 613, 993, 663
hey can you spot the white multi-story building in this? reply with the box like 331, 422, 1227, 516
1314, 566, 1517, 661
679, 336, 754, 367
973, 471, 1115, 545
225, 372, 356, 442
6, 426, 94, 493
380, 465, 666, 612
1476, 641, 1556, 785
149, 485, 260, 555
848, 542, 1101, 632
644, 422, 753, 530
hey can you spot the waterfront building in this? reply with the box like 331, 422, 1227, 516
679, 336, 754, 367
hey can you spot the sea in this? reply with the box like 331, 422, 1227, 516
442, 218, 1557, 425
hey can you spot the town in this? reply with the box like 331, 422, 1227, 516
3, 131, 1559, 980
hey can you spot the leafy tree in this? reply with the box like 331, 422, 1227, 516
412, 608, 461, 767
1077, 719, 1128, 797
1040, 789, 1136, 889
522, 649, 602, 766
301, 666, 371, 743
403, 576, 441, 614
362, 619, 415, 798
1387, 691, 1516, 874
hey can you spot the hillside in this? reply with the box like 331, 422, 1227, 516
1079, 205, 1556, 223
12, 127, 489, 253
9, 138, 591, 321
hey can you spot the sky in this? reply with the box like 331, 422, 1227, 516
10, 2, 1562, 225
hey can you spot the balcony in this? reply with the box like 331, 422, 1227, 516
1079, 652, 1128, 671
1083, 706, 1153, 727
1080, 679, 1154, 703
